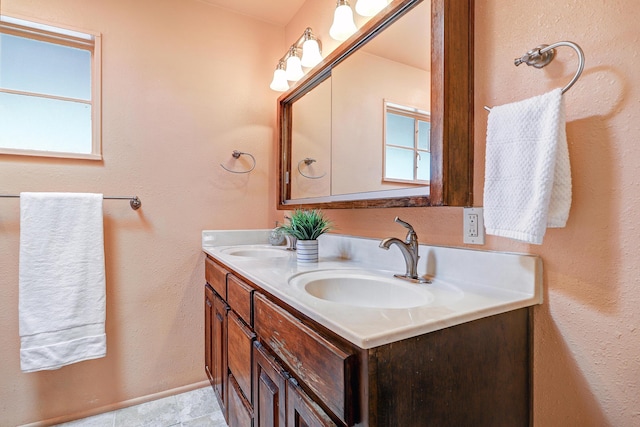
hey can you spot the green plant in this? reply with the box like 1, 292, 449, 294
278, 209, 333, 240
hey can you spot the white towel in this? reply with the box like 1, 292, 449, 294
19, 192, 107, 372
483, 88, 571, 244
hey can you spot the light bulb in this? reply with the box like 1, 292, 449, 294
285, 52, 304, 81
301, 39, 322, 68
269, 66, 289, 92
355, 0, 389, 17
330, 0, 357, 41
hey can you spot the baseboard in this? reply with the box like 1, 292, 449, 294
19, 380, 212, 427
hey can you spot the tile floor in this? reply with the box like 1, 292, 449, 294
53, 386, 226, 427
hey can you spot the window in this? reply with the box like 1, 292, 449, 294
0, 15, 101, 159
383, 101, 430, 184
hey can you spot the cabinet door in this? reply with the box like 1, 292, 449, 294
287, 378, 337, 427
212, 292, 229, 418
253, 342, 287, 427
229, 373, 254, 427
254, 293, 357, 425
228, 310, 256, 402
205, 285, 215, 385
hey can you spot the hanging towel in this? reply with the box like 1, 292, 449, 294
483, 88, 571, 244
19, 192, 106, 372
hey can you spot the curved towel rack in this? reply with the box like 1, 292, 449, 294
484, 41, 585, 111
297, 158, 326, 179
220, 150, 256, 174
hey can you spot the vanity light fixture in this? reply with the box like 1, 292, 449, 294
285, 46, 304, 81
330, 0, 357, 41
270, 27, 323, 92
269, 60, 289, 91
355, 0, 391, 17
300, 28, 323, 67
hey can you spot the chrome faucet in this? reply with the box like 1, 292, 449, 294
379, 217, 431, 283
285, 234, 297, 251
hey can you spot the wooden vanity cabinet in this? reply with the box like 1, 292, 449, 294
205, 257, 256, 426
228, 310, 256, 401
229, 373, 254, 427
253, 341, 288, 427
205, 255, 532, 427
254, 293, 357, 426
253, 340, 337, 427
204, 285, 214, 384
361, 307, 531, 426
287, 377, 338, 427
205, 281, 229, 420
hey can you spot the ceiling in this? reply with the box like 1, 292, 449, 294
197, 0, 430, 71
196, 0, 307, 26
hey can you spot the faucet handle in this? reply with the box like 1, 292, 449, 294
394, 217, 417, 244
394, 217, 414, 232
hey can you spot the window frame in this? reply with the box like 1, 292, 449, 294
0, 13, 102, 160
382, 100, 431, 185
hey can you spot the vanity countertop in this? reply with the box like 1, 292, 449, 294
202, 230, 542, 349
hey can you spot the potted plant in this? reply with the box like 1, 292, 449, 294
278, 209, 333, 263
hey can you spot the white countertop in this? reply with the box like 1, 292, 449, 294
202, 230, 542, 349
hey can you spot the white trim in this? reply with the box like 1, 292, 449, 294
0, 88, 91, 104
0, 13, 102, 160
0, 146, 102, 160
0, 13, 97, 40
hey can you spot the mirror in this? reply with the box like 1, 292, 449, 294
278, 0, 474, 209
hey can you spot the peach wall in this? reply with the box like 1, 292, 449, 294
305, 1, 639, 426
291, 79, 332, 199
2, 0, 638, 425
332, 51, 429, 194
0, 0, 282, 425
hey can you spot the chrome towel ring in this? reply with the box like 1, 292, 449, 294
220, 150, 256, 174
297, 158, 326, 179
484, 41, 585, 111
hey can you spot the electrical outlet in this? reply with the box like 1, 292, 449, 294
463, 207, 485, 245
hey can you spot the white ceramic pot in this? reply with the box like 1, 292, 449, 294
296, 239, 319, 263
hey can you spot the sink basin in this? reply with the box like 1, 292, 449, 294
220, 246, 290, 259
288, 269, 433, 309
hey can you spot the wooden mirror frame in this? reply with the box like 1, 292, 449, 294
277, 0, 474, 209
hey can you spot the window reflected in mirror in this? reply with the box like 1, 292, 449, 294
383, 101, 430, 184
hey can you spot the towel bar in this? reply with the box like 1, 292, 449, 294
0, 194, 142, 210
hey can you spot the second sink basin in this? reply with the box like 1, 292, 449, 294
288, 269, 433, 309
220, 246, 290, 259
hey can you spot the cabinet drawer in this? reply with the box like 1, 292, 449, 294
228, 311, 256, 402
254, 293, 357, 426
228, 274, 254, 326
205, 257, 228, 299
